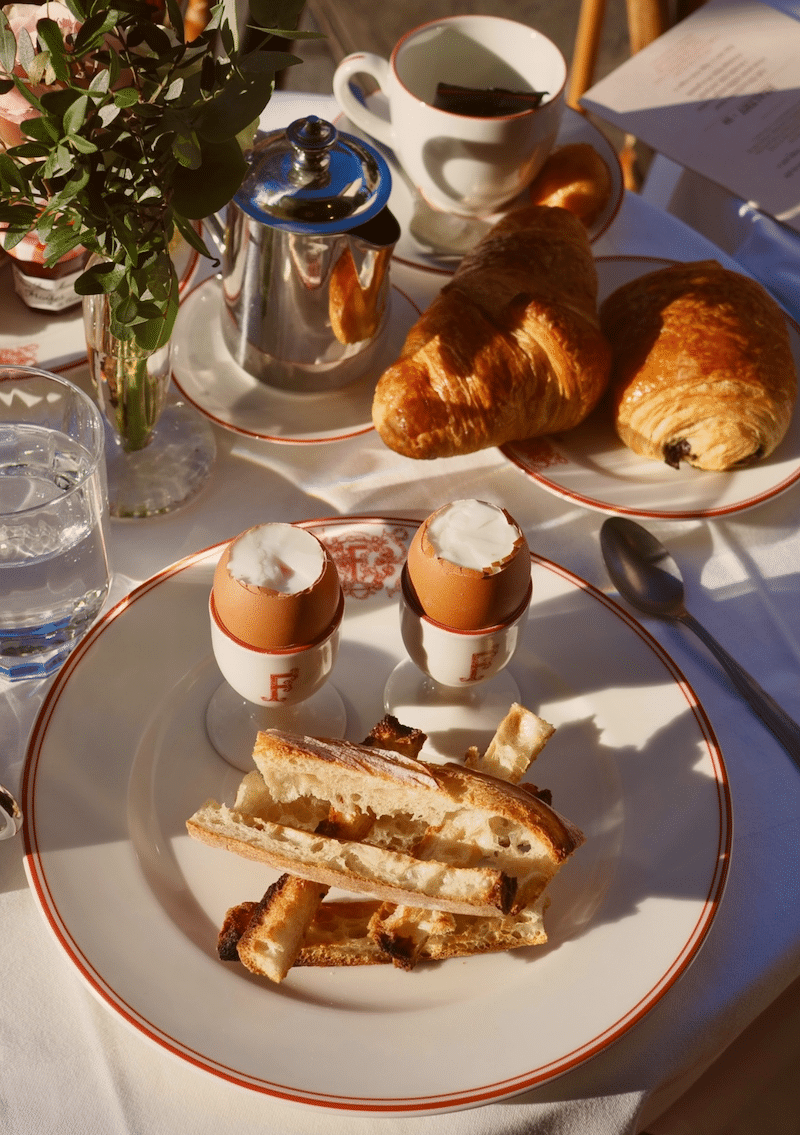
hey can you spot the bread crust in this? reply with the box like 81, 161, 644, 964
371, 205, 612, 459
600, 259, 797, 470
187, 728, 583, 917
251, 729, 583, 871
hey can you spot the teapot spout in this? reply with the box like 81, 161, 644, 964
348, 207, 401, 251
330, 208, 399, 346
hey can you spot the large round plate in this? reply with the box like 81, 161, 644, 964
171, 278, 420, 443
0, 228, 202, 370
339, 105, 624, 275
23, 517, 730, 1115
502, 256, 800, 519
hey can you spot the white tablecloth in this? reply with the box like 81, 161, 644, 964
2, 93, 800, 1135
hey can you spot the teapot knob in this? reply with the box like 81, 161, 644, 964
286, 116, 337, 175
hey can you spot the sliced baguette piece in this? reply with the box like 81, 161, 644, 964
247, 729, 583, 907
187, 801, 516, 916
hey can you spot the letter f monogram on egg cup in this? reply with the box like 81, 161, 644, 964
384, 564, 531, 759
206, 590, 347, 771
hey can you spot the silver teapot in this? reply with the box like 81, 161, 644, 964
206, 115, 400, 393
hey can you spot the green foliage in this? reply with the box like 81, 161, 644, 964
0, 0, 307, 347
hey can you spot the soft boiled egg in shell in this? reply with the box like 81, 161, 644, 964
212, 523, 342, 651
405, 500, 531, 631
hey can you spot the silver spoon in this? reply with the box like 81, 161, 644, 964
600, 515, 800, 770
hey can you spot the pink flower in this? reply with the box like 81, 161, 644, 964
0, 3, 82, 144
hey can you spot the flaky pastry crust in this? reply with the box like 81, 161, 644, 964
600, 260, 797, 470
371, 205, 612, 459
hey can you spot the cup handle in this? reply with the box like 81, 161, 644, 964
332, 53, 394, 150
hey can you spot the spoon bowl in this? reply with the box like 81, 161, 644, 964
600, 517, 687, 617
600, 516, 800, 770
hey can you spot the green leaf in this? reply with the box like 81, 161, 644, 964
88, 67, 111, 95
173, 212, 212, 258
36, 18, 69, 83
68, 132, 97, 154
21, 114, 58, 143
65, 0, 88, 20
113, 88, 140, 108
42, 227, 86, 264
0, 12, 16, 74
165, 0, 184, 39
173, 133, 201, 169
0, 202, 38, 229
239, 48, 299, 74
0, 227, 30, 251
26, 52, 50, 85
8, 141, 48, 159
0, 152, 25, 191
172, 136, 247, 218
64, 93, 90, 135
47, 167, 91, 207
76, 259, 127, 295
98, 103, 121, 127
16, 27, 35, 72
43, 142, 74, 179
74, 9, 121, 55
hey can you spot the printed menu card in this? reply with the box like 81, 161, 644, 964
580, 0, 800, 231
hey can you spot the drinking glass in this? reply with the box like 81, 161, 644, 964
0, 366, 111, 680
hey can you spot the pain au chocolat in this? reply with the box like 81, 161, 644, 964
600, 259, 797, 471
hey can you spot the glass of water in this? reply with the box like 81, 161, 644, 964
0, 366, 111, 681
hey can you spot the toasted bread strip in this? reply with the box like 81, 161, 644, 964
218, 900, 258, 961
235, 875, 329, 982
188, 802, 516, 916
299, 896, 549, 967
220, 895, 550, 972
464, 702, 555, 783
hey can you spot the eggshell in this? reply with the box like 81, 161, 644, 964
212, 526, 342, 650
406, 503, 531, 630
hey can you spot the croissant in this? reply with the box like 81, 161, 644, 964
600, 260, 797, 470
371, 205, 612, 460
527, 143, 614, 229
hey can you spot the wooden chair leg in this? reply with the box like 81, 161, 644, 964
568, 0, 608, 110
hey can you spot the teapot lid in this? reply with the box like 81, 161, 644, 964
234, 115, 392, 233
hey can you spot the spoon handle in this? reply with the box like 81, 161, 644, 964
678, 611, 800, 768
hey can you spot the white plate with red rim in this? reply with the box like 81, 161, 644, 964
338, 104, 624, 276
501, 256, 800, 519
0, 227, 203, 371
23, 516, 730, 1115
170, 277, 421, 443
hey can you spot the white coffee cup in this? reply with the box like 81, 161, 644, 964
333, 15, 566, 218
